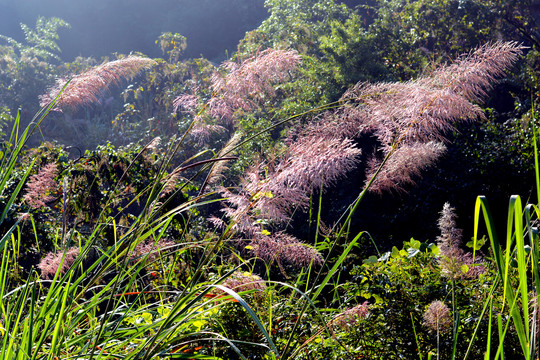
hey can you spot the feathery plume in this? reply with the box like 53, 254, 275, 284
209, 48, 301, 123
40, 56, 156, 112
275, 136, 362, 192
23, 163, 58, 209
146, 136, 161, 151
206, 132, 242, 187
130, 238, 176, 262
38, 247, 80, 279
436, 203, 486, 279
160, 169, 183, 199
218, 42, 522, 253
248, 232, 323, 268
173, 93, 200, 113
17, 212, 31, 222
190, 122, 227, 145
221, 271, 267, 294
365, 141, 446, 194
429, 41, 526, 103
337, 42, 524, 147
423, 300, 452, 334
437, 202, 463, 254
220, 137, 361, 232
297, 42, 523, 195
333, 301, 370, 329
338, 79, 484, 152
219, 162, 309, 233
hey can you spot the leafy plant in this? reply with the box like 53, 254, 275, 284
0, 16, 70, 62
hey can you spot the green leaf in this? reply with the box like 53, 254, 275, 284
466, 235, 487, 250
363, 255, 378, 264
409, 239, 421, 249
428, 243, 440, 255
391, 246, 400, 258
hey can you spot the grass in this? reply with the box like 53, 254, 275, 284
467, 111, 540, 360
0, 101, 352, 359
1, 82, 538, 359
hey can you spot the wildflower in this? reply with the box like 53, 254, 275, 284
40, 56, 156, 112
23, 163, 58, 209
333, 301, 370, 329
38, 247, 80, 279
423, 300, 452, 334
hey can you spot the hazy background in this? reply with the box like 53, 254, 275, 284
0, 0, 268, 62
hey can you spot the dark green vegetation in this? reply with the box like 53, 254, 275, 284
0, 0, 539, 358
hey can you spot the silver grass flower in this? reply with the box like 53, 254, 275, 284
209, 48, 301, 124
217, 42, 522, 268
40, 56, 156, 112
423, 300, 452, 334
436, 203, 486, 279
38, 247, 80, 279
23, 163, 58, 209
206, 132, 242, 186
248, 232, 323, 268
333, 301, 370, 329
365, 141, 446, 194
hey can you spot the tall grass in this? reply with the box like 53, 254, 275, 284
0, 103, 351, 359
0, 42, 526, 359
469, 108, 540, 360
0, 102, 252, 358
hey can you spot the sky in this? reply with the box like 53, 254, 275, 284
0, 0, 268, 62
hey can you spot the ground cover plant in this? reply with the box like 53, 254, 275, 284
1, 1, 540, 359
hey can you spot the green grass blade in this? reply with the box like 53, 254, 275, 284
475, 195, 530, 358
411, 312, 423, 360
